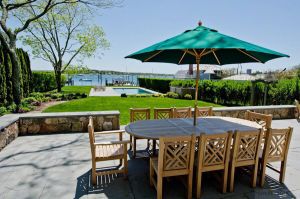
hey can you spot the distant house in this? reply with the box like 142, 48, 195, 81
175, 65, 222, 80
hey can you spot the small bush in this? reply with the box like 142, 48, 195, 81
7, 103, 17, 112
81, 93, 88, 98
22, 97, 38, 104
29, 92, 44, 99
121, 93, 127, 98
166, 92, 179, 99
42, 97, 51, 102
0, 107, 7, 116
184, 94, 193, 100
17, 106, 32, 113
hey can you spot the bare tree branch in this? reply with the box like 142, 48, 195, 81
62, 44, 85, 72
7, 0, 38, 10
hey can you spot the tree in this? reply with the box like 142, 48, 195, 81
22, 4, 109, 91
0, 0, 117, 105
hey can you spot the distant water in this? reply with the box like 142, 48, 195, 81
67, 74, 175, 86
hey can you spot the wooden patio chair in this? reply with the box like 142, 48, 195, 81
173, 107, 192, 118
130, 108, 151, 158
229, 129, 263, 192
245, 110, 272, 131
259, 127, 293, 187
88, 116, 130, 185
149, 135, 196, 199
154, 108, 173, 119
195, 132, 232, 199
195, 106, 213, 117
245, 110, 272, 149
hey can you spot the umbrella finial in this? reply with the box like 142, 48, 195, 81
198, 20, 202, 26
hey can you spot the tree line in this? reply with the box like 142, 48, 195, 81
0, 47, 32, 106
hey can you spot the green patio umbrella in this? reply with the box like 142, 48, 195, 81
125, 23, 289, 125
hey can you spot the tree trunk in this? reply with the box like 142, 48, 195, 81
55, 69, 62, 92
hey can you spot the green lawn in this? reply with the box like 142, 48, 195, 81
44, 96, 222, 125
56, 86, 92, 94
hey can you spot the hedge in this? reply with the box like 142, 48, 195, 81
32, 71, 66, 92
138, 78, 173, 93
0, 47, 32, 106
140, 78, 300, 106
171, 79, 299, 106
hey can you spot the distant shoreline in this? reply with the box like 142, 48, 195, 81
32, 69, 174, 76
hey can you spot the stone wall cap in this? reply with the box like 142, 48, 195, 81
212, 105, 295, 112
19, 111, 120, 119
0, 114, 20, 131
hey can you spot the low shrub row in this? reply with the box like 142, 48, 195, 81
139, 77, 300, 106
0, 91, 88, 116
138, 78, 173, 93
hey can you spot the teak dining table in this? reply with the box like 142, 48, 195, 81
125, 116, 262, 154
125, 116, 261, 139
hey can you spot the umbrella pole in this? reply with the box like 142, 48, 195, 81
194, 57, 201, 126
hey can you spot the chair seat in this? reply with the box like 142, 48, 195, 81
95, 144, 124, 160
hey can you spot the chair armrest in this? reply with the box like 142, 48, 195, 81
94, 130, 125, 135
94, 140, 130, 145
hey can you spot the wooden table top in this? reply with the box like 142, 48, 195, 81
125, 116, 262, 140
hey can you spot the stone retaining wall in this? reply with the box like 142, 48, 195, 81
19, 111, 120, 135
0, 111, 120, 151
0, 122, 19, 151
212, 105, 295, 119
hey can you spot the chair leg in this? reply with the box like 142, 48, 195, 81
124, 147, 128, 179
157, 176, 163, 199
260, 161, 267, 187
196, 171, 202, 199
149, 159, 154, 187
133, 137, 137, 158
222, 169, 228, 193
280, 160, 287, 183
251, 164, 258, 188
229, 165, 235, 192
92, 161, 97, 185
187, 173, 193, 199
129, 135, 133, 150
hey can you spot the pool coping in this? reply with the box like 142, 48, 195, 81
89, 86, 160, 96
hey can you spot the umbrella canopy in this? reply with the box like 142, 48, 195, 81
125, 25, 289, 64
125, 24, 289, 125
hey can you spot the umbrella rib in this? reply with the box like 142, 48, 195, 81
178, 50, 187, 64
144, 50, 163, 62
237, 49, 262, 63
212, 51, 221, 65
193, 49, 198, 56
186, 49, 197, 57
201, 49, 216, 57
199, 49, 207, 56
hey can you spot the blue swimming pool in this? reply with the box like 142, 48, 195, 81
113, 88, 155, 95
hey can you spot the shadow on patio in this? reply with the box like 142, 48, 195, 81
74, 156, 296, 199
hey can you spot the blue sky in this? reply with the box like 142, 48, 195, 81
27, 0, 300, 74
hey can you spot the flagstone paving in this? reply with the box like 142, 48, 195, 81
0, 119, 299, 198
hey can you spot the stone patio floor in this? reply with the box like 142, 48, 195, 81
0, 119, 299, 199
